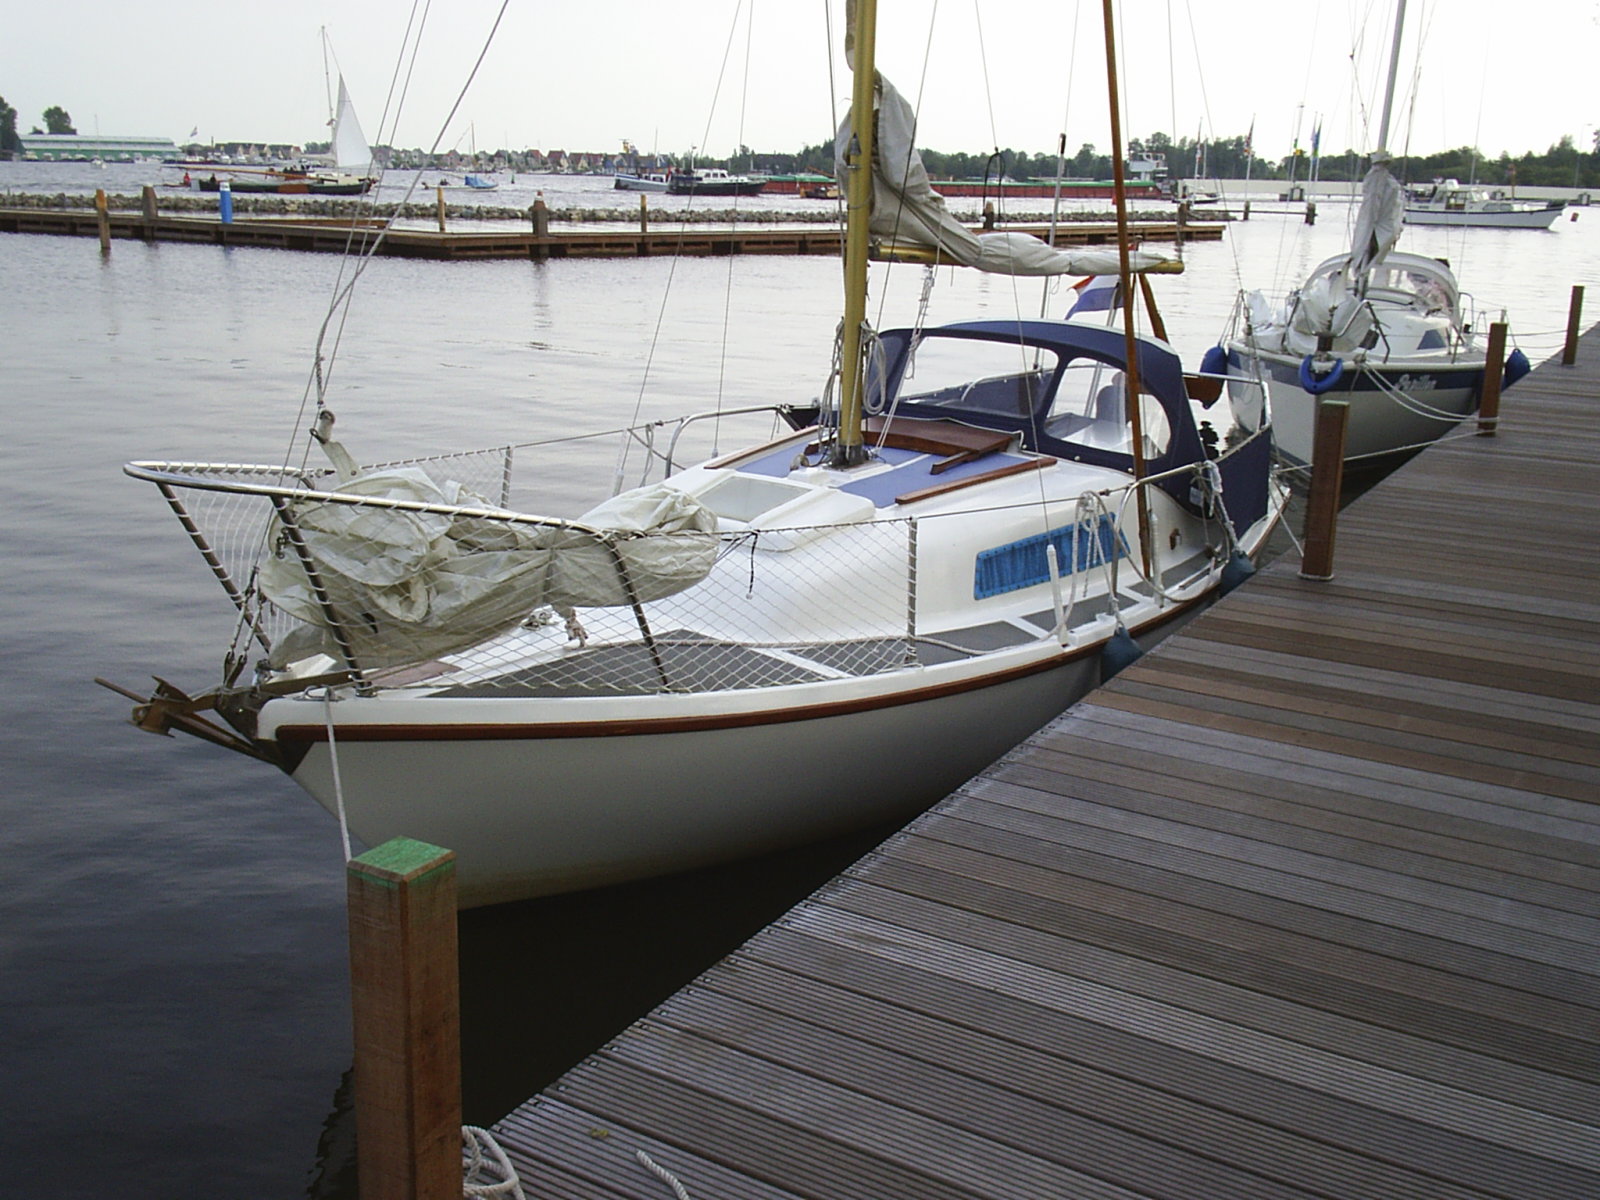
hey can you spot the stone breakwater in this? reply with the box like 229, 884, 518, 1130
0, 190, 1143, 226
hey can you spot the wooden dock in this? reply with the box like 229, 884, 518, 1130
0, 207, 1219, 260
485, 332, 1600, 1197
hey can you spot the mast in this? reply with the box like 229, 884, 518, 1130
1374, 0, 1408, 159
320, 26, 335, 130
833, 0, 878, 468
1099, 0, 1154, 580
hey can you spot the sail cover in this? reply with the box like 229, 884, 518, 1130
259, 471, 718, 670
836, 72, 1173, 278
1348, 162, 1404, 279
330, 76, 372, 173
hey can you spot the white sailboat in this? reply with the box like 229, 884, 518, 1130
328, 75, 374, 178
1223, 0, 1525, 469
295, 29, 375, 192
108, 0, 1286, 907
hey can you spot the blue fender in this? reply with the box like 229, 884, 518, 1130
1503, 347, 1531, 388
1298, 354, 1344, 394
1199, 344, 1229, 377
1100, 627, 1144, 680
1219, 551, 1257, 595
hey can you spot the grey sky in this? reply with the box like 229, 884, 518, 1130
4, 1, 1594, 161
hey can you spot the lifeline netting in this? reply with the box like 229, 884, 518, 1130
129, 445, 924, 699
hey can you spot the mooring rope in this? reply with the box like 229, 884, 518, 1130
1354, 360, 1477, 423
321, 689, 353, 863
636, 1149, 694, 1199
462, 1125, 527, 1199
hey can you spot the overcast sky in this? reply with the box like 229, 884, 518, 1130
5, 1, 1595, 162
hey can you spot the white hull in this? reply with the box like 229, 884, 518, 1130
614, 173, 670, 192
269, 642, 1115, 906
1403, 205, 1562, 230
1229, 348, 1481, 467
127, 320, 1284, 908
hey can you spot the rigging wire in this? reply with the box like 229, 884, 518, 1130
617, 0, 750, 484
231, 0, 509, 674
282, 0, 513, 482
971, 0, 1029, 327
869, 0, 943, 340
714, 0, 761, 456
1038, 5, 1083, 321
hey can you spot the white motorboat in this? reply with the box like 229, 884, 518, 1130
1405, 178, 1564, 229
613, 171, 671, 192
108, 0, 1286, 907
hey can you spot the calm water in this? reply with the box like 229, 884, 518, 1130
3, 161, 1596, 1198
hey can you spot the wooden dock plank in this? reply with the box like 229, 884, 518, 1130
976, 761, 1600, 912
701, 955, 1567, 1200
841, 843, 1600, 1077
495, 1098, 807, 1200
718, 946, 1573, 1196
490, 331, 1600, 1196
815, 870, 1600, 1110
640, 988, 1345, 1200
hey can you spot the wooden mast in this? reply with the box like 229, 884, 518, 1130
833, 0, 878, 468
1100, 0, 1155, 579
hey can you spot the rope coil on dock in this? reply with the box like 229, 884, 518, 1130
462, 1125, 526, 1199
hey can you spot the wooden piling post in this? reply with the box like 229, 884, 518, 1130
639, 193, 648, 234
1562, 284, 1584, 365
1299, 398, 1349, 581
1242, 199, 1251, 221
531, 194, 550, 260
94, 188, 111, 253
435, 186, 447, 234
1477, 321, 1508, 435
1304, 199, 1317, 225
347, 838, 462, 1200
139, 184, 159, 243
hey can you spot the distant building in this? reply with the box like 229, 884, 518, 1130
20, 133, 179, 162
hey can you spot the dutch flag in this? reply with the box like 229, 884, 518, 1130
1066, 274, 1122, 317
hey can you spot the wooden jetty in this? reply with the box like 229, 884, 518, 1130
482, 331, 1600, 1196
0, 205, 1219, 261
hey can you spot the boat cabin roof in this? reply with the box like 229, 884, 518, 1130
1306, 251, 1462, 314
870, 318, 1209, 486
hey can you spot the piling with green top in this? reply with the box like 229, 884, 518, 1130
347, 837, 462, 1200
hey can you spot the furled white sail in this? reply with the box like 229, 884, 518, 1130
330, 76, 373, 174
1348, 161, 1405, 280
259, 470, 718, 670
836, 73, 1172, 278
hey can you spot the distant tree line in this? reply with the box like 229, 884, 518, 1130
0, 97, 77, 155
2, 92, 1594, 187
0, 96, 18, 155
771, 128, 1600, 189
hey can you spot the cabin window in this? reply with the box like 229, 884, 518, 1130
898, 337, 1058, 419
1043, 365, 1172, 458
